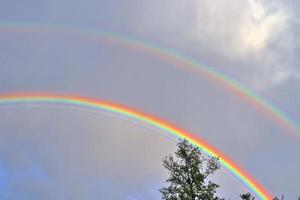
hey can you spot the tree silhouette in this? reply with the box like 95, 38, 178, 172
160, 139, 296, 200
239, 192, 255, 200
159, 139, 223, 200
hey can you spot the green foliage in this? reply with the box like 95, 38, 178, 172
239, 192, 289, 200
159, 139, 223, 200
160, 139, 296, 200
239, 192, 255, 200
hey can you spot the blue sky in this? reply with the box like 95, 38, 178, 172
0, 0, 299, 199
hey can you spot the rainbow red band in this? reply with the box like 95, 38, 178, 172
0, 92, 273, 200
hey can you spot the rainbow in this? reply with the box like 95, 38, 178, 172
0, 92, 272, 200
0, 22, 299, 138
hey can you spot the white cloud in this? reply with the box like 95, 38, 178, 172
190, 0, 292, 88
133, 0, 296, 89
239, 0, 287, 54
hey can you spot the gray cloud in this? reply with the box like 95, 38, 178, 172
128, 0, 298, 89
0, 106, 176, 199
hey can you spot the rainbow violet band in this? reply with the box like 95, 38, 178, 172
0, 92, 272, 200
0, 23, 299, 138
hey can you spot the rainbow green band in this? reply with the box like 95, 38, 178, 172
0, 22, 299, 138
0, 92, 273, 200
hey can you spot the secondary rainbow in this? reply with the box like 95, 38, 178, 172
0, 92, 272, 200
0, 22, 299, 137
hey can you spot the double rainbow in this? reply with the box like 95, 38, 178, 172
0, 22, 299, 137
1, 22, 296, 199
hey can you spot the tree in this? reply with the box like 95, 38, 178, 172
239, 192, 286, 200
239, 192, 255, 200
159, 139, 223, 200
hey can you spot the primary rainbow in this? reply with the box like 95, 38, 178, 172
0, 22, 299, 137
0, 92, 272, 200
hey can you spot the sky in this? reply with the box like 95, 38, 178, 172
0, 0, 299, 199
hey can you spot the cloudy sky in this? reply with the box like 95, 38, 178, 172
0, 0, 299, 199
